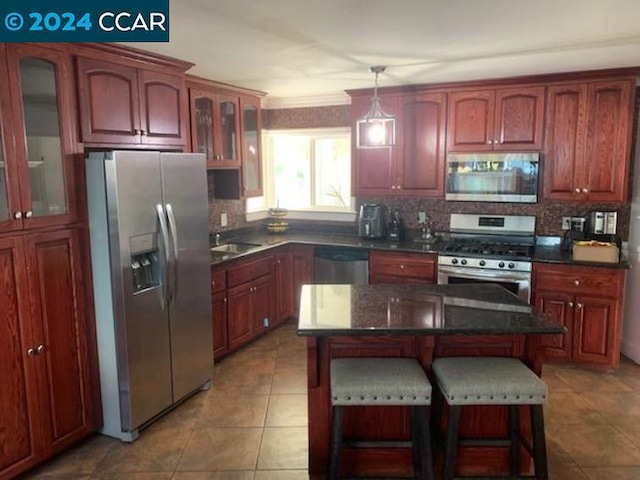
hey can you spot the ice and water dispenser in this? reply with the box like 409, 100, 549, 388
130, 233, 161, 293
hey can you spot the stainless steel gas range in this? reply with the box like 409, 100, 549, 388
437, 214, 535, 302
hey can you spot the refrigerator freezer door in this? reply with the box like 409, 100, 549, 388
109, 150, 173, 430
160, 153, 213, 400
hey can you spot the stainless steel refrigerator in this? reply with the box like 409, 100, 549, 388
85, 150, 213, 441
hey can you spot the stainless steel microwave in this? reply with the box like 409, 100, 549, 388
445, 152, 539, 203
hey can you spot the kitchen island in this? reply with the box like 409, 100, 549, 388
298, 283, 565, 477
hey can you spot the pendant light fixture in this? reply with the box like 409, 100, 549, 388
356, 66, 396, 148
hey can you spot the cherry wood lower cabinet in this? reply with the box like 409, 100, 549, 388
0, 229, 95, 479
532, 263, 626, 368
275, 249, 295, 324
211, 267, 228, 359
369, 250, 437, 284
291, 245, 314, 316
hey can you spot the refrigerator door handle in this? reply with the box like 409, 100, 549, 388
156, 203, 171, 310
165, 203, 180, 306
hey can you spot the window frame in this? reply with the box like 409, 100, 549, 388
246, 127, 356, 222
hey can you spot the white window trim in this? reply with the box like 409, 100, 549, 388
246, 127, 355, 223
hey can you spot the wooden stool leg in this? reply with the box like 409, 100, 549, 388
509, 404, 521, 476
328, 406, 344, 480
411, 406, 422, 477
411, 406, 435, 480
531, 405, 548, 480
430, 388, 443, 454
443, 405, 460, 480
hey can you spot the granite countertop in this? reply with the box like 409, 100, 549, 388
210, 230, 629, 269
297, 283, 566, 336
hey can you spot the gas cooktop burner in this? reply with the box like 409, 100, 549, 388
442, 239, 533, 260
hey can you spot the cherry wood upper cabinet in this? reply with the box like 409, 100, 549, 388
447, 87, 544, 152
397, 92, 447, 197
352, 92, 446, 197
543, 79, 633, 202
77, 57, 187, 146
351, 94, 398, 195
0, 237, 41, 479
240, 95, 263, 197
2, 44, 78, 233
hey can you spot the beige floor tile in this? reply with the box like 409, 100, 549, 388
580, 391, 640, 419
554, 368, 633, 394
94, 416, 194, 473
271, 368, 307, 394
548, 465, 589, 480
546, 422, 640, 467
253, 471, 309, 480
265, 395, 308, 427
542, 367, 575, 393
92, 474, 172, 479
177, 428, 262, 471
547, 435, 579, 470
198, 394, 269, 428
544, 392, 608, 425
23, 474, 91, 479
582, 466, 640, 479
615, 358, 640, 391
257, 427, 308, 470
23, 435, 117, 476
171, 472, 255, 480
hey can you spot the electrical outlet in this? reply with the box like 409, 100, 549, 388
263, 317, 269, 327
562, 217, 572, 230
220, 212, 228, 227
418, 211, 427, 223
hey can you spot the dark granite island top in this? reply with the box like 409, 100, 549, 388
297, 284, 565, 336
300, 283, 564, 478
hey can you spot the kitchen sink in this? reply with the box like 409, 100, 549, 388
210, 242, 261, 254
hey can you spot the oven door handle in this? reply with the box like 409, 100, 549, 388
438, 265, 530, 283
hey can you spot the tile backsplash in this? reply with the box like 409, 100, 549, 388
357, 197, 631, 240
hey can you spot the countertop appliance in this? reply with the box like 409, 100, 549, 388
357, 203, 385, 239
85, 151, 213, 441
445, 152, 539, 203
588, 211, 618, 235
314, 246, 369, 285
437, 214, 535, 302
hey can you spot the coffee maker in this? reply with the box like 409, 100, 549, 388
586, 210, 620, 246
357, 204, 386, 239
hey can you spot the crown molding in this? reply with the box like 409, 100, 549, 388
263, 94, 351, 109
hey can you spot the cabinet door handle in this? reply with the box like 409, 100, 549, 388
391, 185, 396, 190
400, 265, 405, 270
14, 211, 22, 219
574, 188, 581, 193
397, 185, 401, 190
568, 301, 574, 308
576, 303, 583, 309
27, 348, 36, 357
487, 140, 493, 145
36, 344, 45, 354
25, 211, 32, 218
574, 280, 580, 286
141, 129, 147, 136
223, 297, 227, 303
134, 129, 141, 135
582, 188, 588, 193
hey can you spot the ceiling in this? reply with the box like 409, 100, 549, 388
128, 0, 640, 105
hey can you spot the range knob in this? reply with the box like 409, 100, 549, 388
461, 259, 467, 265
508, 263, 515, 269
498, 262, 505, 268
451, 258, 458, 265
479, 260, 486, 267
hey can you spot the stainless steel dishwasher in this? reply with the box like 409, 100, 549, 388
314, 246, 369, 284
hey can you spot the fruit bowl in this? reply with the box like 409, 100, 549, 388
267, 221, 289, 233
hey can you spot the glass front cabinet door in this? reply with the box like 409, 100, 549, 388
240, 97, 263, 196
1, 44, 77, 232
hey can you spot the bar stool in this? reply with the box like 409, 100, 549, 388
432, 357, 548, 480
329, 358, 434, 480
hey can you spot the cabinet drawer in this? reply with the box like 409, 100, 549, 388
211, 267, 226, 294
227, 255, 274, 288
533, 263, 622, 297
370, 251, 437, 281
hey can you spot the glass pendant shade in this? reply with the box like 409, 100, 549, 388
356, 66, 396, 148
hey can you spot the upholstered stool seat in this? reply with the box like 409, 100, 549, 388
329, 358, 434, 480
432, 357, 549, 480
